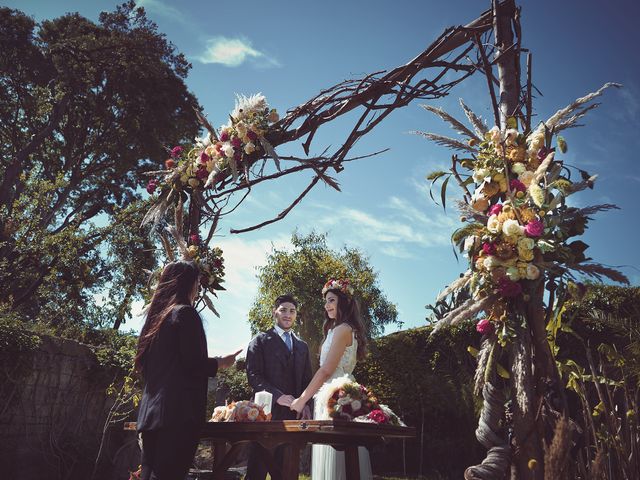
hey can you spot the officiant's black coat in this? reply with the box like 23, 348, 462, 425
137, 305, 219, 431
246, 327, 313, 420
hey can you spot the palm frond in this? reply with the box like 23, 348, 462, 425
569, 263, 629, 284
578, 204, 620, 216
437, 270, 472, 301
536, 82, 621, 134
412, 131, 478, 152
553, 103, 601, 133
420, 104, 480, 140
460, 99, 488, 137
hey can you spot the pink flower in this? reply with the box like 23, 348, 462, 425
189, 234, 200, 245
482, 242, 497, 255
497, 277, 523, 297
488, 203, 503, 216
537, 146, 553, 161
476, 318, 494, 335
146, 179, 158, 194
510, 179, 526, 192
231, 137, 242, 148
367, 409, 389, 424
220, 130, 230, 142
524, 219, 544, 237
247, 130, 257, 141
170, 146, 183, 158
199, 152, 210, 164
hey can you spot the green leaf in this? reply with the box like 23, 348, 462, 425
440, 176, 451, 211
557, 135, 568, 153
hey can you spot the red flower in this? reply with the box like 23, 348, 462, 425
231, 137, 242, 148
524, 219, 544, 237
488, 203, 503, 216
170, 146, 183, 158
165, 159, 176, 169
367, 409, 389, 424
189, 234, 200, 245
482, 242, 497, 255
497, 277, 523, 297
220, 130, 230, 142
247, 130, 257, 141
199, 152, 210, 164
509, 179, 526, 193
537, 146, 554, 161
196, 167, 209, 180
476, 318, 494, 335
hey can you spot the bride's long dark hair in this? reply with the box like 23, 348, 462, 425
134, 260, 200, 371
322, 289, 368, 361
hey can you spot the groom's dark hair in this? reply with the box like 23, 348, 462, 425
274, 294, 297, 308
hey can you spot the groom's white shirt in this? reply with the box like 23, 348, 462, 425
273, 323, 298, 346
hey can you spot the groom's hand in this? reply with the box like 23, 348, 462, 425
277, 394, 295, 407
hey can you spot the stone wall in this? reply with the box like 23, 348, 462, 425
0, 335, 136, 480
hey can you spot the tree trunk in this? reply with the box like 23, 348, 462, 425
493, 0, 519, 130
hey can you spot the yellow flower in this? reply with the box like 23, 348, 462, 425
518, 248, 534, 262
187, 245, 199, 258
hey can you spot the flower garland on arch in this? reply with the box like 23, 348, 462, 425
142, 94, 280, 314
418, 83, 628, 346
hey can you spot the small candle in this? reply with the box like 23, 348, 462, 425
254, 390, 272, 416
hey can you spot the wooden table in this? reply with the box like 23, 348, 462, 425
200, 419, 415, 480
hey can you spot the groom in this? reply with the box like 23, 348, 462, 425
245, 294, 313, 480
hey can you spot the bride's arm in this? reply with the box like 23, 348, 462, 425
290, 324, 353, 413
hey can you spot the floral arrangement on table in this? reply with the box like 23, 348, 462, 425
145, 93, 280, 198
418, 83, 627, 345
210, 400, 270, 422
317, 376, 405, 426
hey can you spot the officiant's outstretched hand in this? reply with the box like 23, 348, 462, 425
134, 260, 240, 480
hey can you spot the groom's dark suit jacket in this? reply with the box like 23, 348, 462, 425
246, 327, 313, 420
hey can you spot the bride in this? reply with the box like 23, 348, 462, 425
290, 278, 373, 479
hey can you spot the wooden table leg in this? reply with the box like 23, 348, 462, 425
282, 442, 301, 480
345, 445, 361, 479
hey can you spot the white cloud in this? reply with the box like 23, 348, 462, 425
136, 0, 189, 24
196, 37, 280, 68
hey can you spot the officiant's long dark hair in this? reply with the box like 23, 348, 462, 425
323, 289, 368, 361
135, 260, 200, 371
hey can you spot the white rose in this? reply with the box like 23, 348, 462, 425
502, 219, 524, 237
487, 126, 502, 144
528, 132, 545, 152
188, 178, 200, 188
518, 237, 535, 250
351, 400, 362, 411
506, 266, 521, 281
519, 170, 535, 187
511, 162, 526, 175
483, 256, 501, 270
504, 128, 519, 146
236, 122, 247, 135
244, 142, 256, 155
223, 143, 235, 158
487, 214, 501, 233
526, 263, 540, 280
337, 397, 350, 406
473, 168, 490, 184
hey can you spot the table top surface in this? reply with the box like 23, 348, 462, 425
200, 419, 415, 438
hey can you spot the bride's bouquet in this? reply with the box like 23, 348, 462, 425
210, 400, 270, 422
317, 376, 405, 426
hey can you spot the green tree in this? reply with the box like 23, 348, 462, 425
0, 2, 201, 328
248, 231, 400, 367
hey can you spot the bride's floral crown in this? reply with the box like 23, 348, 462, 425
322, 278, 354, 297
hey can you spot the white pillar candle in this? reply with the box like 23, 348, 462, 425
254, 390, 272, 416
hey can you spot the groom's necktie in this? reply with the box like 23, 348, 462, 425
284, 331, 293, 352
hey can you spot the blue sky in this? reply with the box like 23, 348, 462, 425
8, 0, 640, 355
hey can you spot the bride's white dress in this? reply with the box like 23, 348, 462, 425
311, 328, 373, 480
